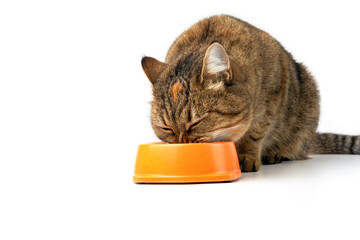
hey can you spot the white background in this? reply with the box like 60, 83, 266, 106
1, 0, 360, 239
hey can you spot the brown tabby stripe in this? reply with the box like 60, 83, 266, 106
350, 136, 356, 154
248, 134, 265, 142
294, 61, 304, 83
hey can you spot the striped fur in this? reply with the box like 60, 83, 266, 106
141, 15, 359, 172
310, 133, 360, 154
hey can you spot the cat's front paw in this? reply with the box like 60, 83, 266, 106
238, 154, 261, 172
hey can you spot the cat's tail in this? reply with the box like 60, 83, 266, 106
309, 133, 360, 154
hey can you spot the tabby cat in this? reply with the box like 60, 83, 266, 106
141, 15, 360, 172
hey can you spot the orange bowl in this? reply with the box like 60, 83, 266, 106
133, 141, 241, 183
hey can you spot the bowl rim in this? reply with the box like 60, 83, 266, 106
138, 141, 235, 147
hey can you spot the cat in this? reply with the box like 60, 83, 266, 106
141, 15, 360, 172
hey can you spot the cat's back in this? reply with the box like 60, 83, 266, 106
166, 15, 280, 63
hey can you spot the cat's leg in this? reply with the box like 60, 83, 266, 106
236, 136, 262, 172
236, 117, 272, 172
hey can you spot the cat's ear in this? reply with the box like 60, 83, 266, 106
141, 56, 168, 85
201, 42, 232, 87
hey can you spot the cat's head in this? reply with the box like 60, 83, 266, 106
142, 42, 254, 143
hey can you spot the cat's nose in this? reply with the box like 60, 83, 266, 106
178, 131, 192, 143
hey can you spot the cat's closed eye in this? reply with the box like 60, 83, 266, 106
186, 120, 201, 132
159, 126, 175, 135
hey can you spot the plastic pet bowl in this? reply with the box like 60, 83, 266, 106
133, 141, 241, 183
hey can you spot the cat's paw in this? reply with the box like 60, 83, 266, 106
261, 155, 288, 165
238, 154, 261, 172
